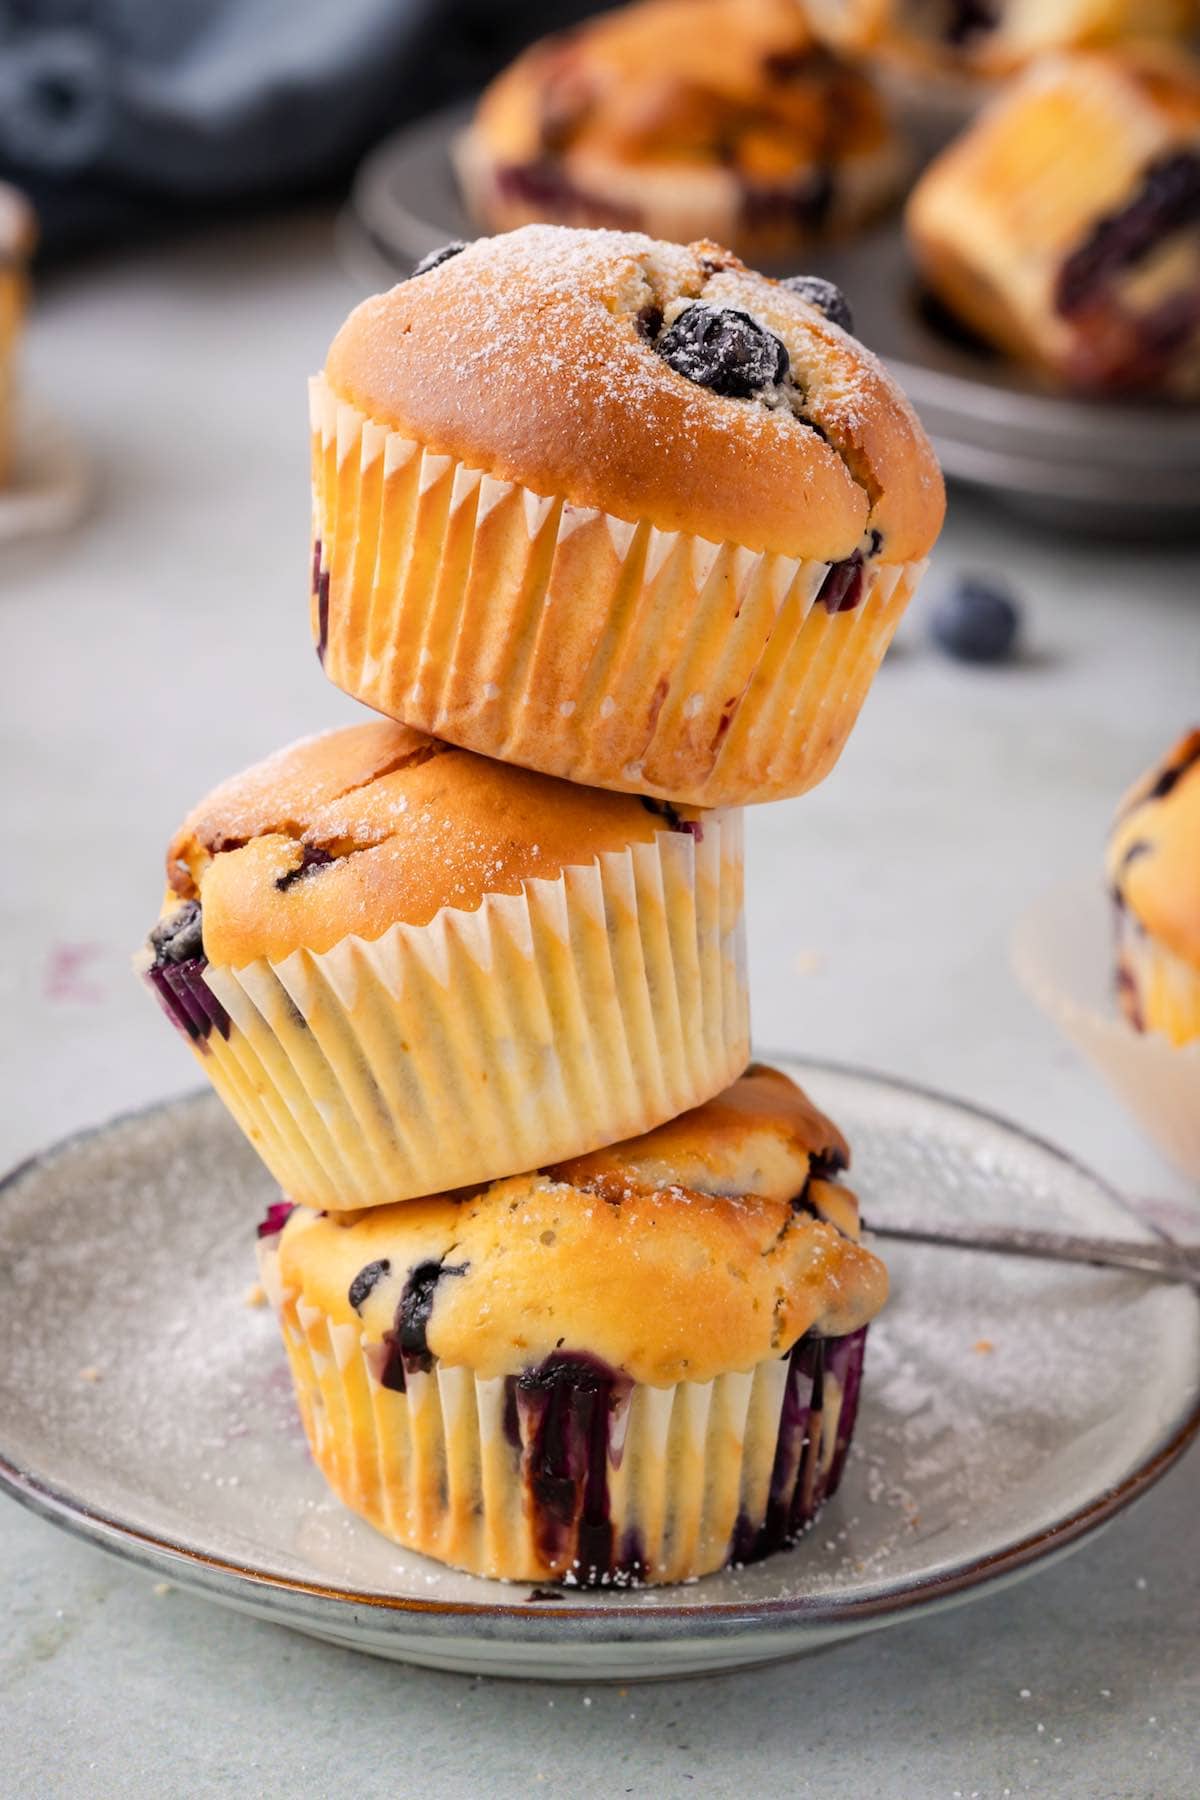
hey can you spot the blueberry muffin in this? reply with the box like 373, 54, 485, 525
455, 0, 904, 258
311, 226, 944, 808
140, 721, 749, 1210
906, 48, 1200, 396
258, 1063, 887, 1585
1108, 729, 1200, 1045
0, 184, 36, 486
806, 0, 1198, 79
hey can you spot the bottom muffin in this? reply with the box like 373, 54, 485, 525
259, 1063, 887, 1586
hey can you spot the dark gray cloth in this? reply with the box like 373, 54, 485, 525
0, 0, 601, 253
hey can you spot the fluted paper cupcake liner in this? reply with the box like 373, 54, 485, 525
143, 813, 748, 1211
1013, 875, 1200, 1184
309, 374, 924, 808
260, 1224, 867, 1585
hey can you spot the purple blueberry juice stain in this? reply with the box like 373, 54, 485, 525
43, 941, 104, 1005
515, 1352, 632, 1581
275, 845, 334, 892
823, 1326, 868, 1493
144, 902, 230, 1048
379, 1259, 468, 1392
1056, 151, 1200, 319
729, 1327, 868, 1567
1116, 963, 1146, 1033
494, 161, 637, 228
817, 549, 865, 614
496, 1329, 868, 1585
256, 1200, 296, 1240
348, 1258, 391, 1314
312, 540, 330, 666
639, 796, 703, 840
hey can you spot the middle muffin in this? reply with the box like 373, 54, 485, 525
141, 720, 748, 1210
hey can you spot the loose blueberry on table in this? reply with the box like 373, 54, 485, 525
931, 576, 1021, 664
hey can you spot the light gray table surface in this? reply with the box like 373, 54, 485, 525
1, 213, 1198, 1799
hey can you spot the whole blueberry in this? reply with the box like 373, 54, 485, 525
148, 899, 204, 967
410, 240, 468, 279
931, 576, 1021, 664
780, 275, 854, 335
655, 304, 789, 397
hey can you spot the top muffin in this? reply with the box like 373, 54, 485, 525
324, 227, 940, 563
312, 226, 943, 806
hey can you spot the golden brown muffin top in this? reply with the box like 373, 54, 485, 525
323, 225, 944, 564
270, 1064, 886, 1387
1108, 728, 1200, 969
162, 720, 702, 967
472, 0, 891, 176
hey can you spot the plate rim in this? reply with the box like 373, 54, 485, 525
1, 1060, 1197, 1638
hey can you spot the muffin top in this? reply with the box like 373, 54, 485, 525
1108, 728, 1200, 969
322, 225, 944, 565
472, 0, 891, 175
266, 1063, 887, 1388
158, 720, 704, 967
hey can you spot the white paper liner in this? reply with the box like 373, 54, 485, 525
187, 813, 748, 1210
310, 374, 924, 807
1012, 874, 1200, 1183
261, 1227, 855, 1585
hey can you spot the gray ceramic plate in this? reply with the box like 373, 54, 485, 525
1, 1058, 1197, 1680
343, 104, 1200, 536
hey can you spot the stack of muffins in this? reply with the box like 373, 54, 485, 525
141, 227, 943, 1586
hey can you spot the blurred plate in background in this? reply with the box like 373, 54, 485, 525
343, 104, 1200, 539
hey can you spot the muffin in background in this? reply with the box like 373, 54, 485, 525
804, 0, 1198, 79
456, 0, 905, 259
905, 48, 1200, 397
258, 1063, 888, 1585
0, 184, 36, 487
312, 226, 943, 808
1108, 729, 1200, 1046
139, 720, 749, 1212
